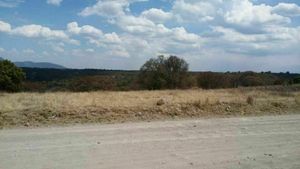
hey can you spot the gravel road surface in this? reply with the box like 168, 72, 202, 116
1, 115, 300, 169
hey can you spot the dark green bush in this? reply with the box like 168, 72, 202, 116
138, 55, 189, 90
0, 60, 25, 92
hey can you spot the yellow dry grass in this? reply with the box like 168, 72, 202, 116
0, 89, 287, 110
0, 87, 300, 128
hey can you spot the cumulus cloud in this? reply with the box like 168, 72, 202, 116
77, 0, 201, 42
108, 14, 202, 60
86, 48, 95, 52
171, 27, 200, 43
224, 0, 290, 27
78, 0, 298, 61
0, 20, 11, 32
165, 0, 296, 38
22, 48, 35, 54
0, 0, 24, 8
79, 0, 194, 58
212, 26, 276, 43
48, 42, 65, 53
207, 25, 300, 57
67, 22, 121, 46
2, 0, 300, 71
273, 3, 300, 17
0, 20, 79, 45
79, 0, 148, 17
172, 0, 216, 23
12, 25, 68, 39
67, 22, 103, 37
105, 46, 130, 58
104, 32, 122, 43
11, 0, 299, 64
47, 0, 63, 6
79, 0, 125, 17
141, 8, 172, 23
116, 15, 167, 34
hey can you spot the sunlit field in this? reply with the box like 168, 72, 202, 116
1, 86, 299, 128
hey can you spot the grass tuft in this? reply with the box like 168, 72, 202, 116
247, 96, 254, 105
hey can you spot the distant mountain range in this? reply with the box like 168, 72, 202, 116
0, 57, 66, 69
14, 61, 66, 69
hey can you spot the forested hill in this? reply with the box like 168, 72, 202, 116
14, 61, 66, 69
22, 67, 138, 82
0, 58, 65, 69
19, 68, 300, 91
22, 67, 300, 82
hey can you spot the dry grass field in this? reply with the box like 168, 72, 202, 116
1, 86, 300, 128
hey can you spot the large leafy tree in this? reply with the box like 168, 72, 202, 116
139, 55, 189, 90
0, 59, 25, 92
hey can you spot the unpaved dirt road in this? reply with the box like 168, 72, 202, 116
1, 115, 300, 169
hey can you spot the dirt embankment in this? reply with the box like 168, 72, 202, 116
1, 86, 300, 128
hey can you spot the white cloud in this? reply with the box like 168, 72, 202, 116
49, 42, 65, 53
172, 0, 216, 23
117, 15, 161, 34
12, 24, 68, 39
273, 3, 300, 17
77, 0, 200, 43
104, 32, 122, 43
0, 20, 11, 32
67, 22, 103, 37
224, 0, 290, 27
47, 0, 63, 6
86, 48, 95, 52
79, 0, 148, 17
0, 0, 24, 8
114, 15, 201, 46
77, 0, 204, 60
169, 0, 294, 31
207, 25, 300, 58
141, 8, 172, 23
264, 26, 300, 42
2, 0, 300, 71
0, 20, 79, 45
79, 0, 125, 17
171, 27, 200, 43
105, 46, 130, 58
67, 22, 121, 46
23, 48, 35, 54
212, 26, 270, 43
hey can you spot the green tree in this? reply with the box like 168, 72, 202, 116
139, 55, 189, 90
239, 71, 265, 87
164, 56, 189, 88
0, 59, 25, 92
197, 72, 238, 89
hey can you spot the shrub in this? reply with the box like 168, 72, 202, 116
157, 99, 165, 106
239, 72, 265, 87
139, 55, 189, 90
68, 75, 117, 91
192, 100, 202, 109
295, 96, 300, 105
197, 72, 236, 89
0, 60, 25, 92
246, 96, 254, 105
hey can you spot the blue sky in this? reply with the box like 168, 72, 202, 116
0, 0, 300, 72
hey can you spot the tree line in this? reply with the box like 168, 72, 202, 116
0, 56, 299, 92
